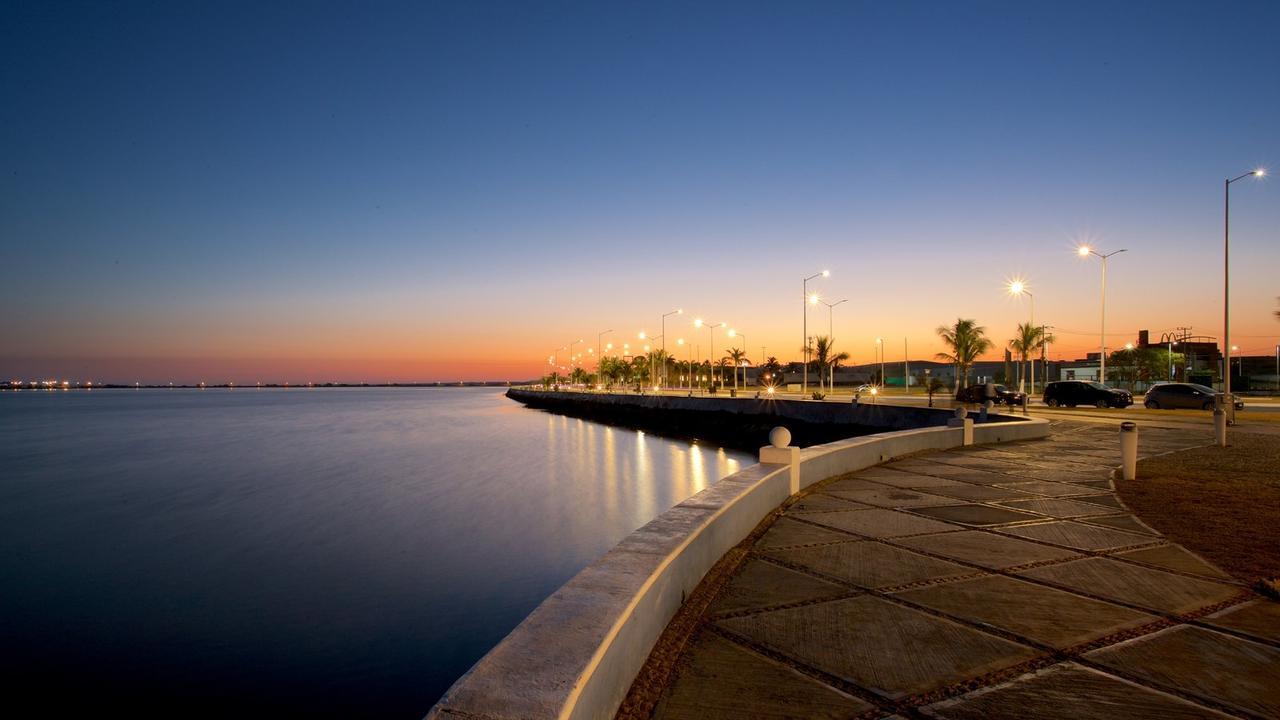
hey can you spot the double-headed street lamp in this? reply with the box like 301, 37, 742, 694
1076, 246, 1127, 385
1224, 168, 1266, 426
1007, 280, 1035, 393
639, 330, 663, 390
695, 318, 725, 390
802, 270, 830, 395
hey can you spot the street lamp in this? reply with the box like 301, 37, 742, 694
1075, 245, 1127, 387
802, 270, 830, 396
822, 299, 847, 392
875, 337, 884, 391
1007, 279, 1036, 393
695, 318, 725, 390
727, 329, 747, 389
1224, 168, 1265, 424
597, 329, 613, 386
661, 309, 683, 387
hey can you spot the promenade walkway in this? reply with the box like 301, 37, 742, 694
626, 421, 1280, 719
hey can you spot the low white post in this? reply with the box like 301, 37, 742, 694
1120, 421, 1138, 481
946, 407, 974, 446
1214, 409, 1227, 447
759, 426, 801, 494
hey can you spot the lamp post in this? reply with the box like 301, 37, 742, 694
875, 337, 884, 391
597, 329, 613, 387
660, 309, 682, 387
822, 299, 847, 392
695, 319, 724, 391
568, 339, 582, 373
1076, 246, 1128, 385
1224, 169, 1265, 424
1007, 280, 1035, 393
728, 329, 746, 389
802, 270, 830, 395
676, 338, 687, 389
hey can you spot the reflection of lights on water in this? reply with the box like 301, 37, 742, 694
690, 443, 706, 492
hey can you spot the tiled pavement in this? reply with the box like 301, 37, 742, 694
645, 421, 1280, 720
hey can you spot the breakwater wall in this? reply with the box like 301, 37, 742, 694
505, 388, 1023, 449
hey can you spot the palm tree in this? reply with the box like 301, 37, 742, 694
1008, 322, 1040, 393
936, 318, 993, 391
725, 348, 749, 389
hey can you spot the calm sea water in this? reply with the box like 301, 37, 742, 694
0, 388, 748, 718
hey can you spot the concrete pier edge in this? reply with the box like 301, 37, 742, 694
425, 391, 1050, 720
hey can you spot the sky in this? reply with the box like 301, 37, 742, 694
2, 1, 1278, 383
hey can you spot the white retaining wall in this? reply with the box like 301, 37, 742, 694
426, 417, 1050, 720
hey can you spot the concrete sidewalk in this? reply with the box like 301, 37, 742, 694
633, 422, 1279, 719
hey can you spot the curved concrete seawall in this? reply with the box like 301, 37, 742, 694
504, 388, 1022, 449
426, 392, 1049, 720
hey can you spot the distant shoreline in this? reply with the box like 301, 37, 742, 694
2, 381, 533, 391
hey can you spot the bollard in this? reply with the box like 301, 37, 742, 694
947, 407, 974, 446
1120, 421, 1138, 481
760, 426, 801, 494
1022, 393, 1029, 416
1214, 409, 1226, 447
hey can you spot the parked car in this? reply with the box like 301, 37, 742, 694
1144, 383, 1245, 411
1043, 381, 1133, 408
954, 383, 1026, 406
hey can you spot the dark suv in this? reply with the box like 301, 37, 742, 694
1043, 381, 1133, 408
955, 383, 1026, 406
1144, 383, 1244, 411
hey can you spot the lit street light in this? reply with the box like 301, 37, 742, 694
661, 309, 683, 387
728, 329, 746, 389
1007, 279, 1036, 393
875, 337, 884, 391
1224, 168, 1265, 426
597, 329, 613, 385
802, 270, 830, 396
1076, 245, 1127, 386
695, 318, 725, 390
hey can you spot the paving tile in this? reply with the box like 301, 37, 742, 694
803, 508, 961, 539
709, 558, 854, 616
1113, 545, 1231, 580
1201, 599, 1280, 643
1081, 514, 1160, 536
653, 631, 875, 719
825, 487, 960, 509
788, 494, 867, 513
1000, 520, 1154, 551
893, 575, 1156, 649
994, 497, 1116, 518
922, 662, 1233, 719
992, 480, 1093, 497
1087, 626, 1280, 718
925, 483, 1041, 502
823, 477, 895, 493
911, 504, 1042, 526
765, 541, 976, 589
891, 530, 1080, 570
716, 595, 1039, 699
859, 472, 970, 489
1018, 557, 1242, 615
757, 517, 858, 550
1072, 493, 1124, 510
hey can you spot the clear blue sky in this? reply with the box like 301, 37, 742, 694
2, 1, 1277, 382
